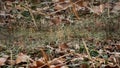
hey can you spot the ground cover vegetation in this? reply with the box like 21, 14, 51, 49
0, 0, 120, 68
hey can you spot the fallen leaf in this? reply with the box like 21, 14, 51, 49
61, 65, 69, 68
40, 48, 49, 63
76, 0, 89, 7
93, 57, 105, 64
51, 59, 64, 65
80, 63, 89, 68
7, 59, 15, 65
111, 2, 120, 14
54, 4, 63, 11
89, 4, 105, 15
0, 58, 7, 66
16, 53, 33, 64
52, 0, 59, 2
30, 58, 48, 68
59, 43, 69, 51
44, 54, 67, 68
0, 44, 6, 51
36, 59, 45, 67
51, 16, 62, 25
0, 55, 9, 66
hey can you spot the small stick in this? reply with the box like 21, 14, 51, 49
25, 1, 38, 30
82, 38, 92, 60
10, 50, 13, 68
49, 0, 82, 15
70, 0, 80, 20
40, 53, 72, 68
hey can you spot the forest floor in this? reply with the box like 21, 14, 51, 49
0, 0, 120, 68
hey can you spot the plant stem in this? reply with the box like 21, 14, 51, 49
82, 38, 92, 60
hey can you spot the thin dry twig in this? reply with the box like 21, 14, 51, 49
40, 53, 73, 68
23, 1, 38, 30
49, 0, 82, 15
82, 38, 92, 60
70, 0, 80, 20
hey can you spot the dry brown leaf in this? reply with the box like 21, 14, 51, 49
93, 57, 105, 64
50, 60, 65, 68
30, 59, 43, 68
51, 59, 64, 65
40, 48, 50, 68
70, 0, 89, 19
51, 16, 62, 25
54, 4, 63, 11
90, 4, 105, 15
15, 5, 26, 11
59, 0, 65, 2
30, 58, 49, 68
0, 44, 5, 51
61, 66, 69, 68
111, 2, 120, 14
104, 45, 114, 52
16, 53, 33, 64
50, 65, 56, 68
52, 0, 59, 2
6, 1, 13, 6
116, 45, 120, 50
59, 43, 69, 51
76, 0, 88, 7
71, 1, 80, 19
52, 0, 69, 2
0, 58, 7, 66
49, 1, 71, 15
7, 60, 15, 65
80, 63, 89, 68
40, 48, 49, 63
2, 0, 23, 2
0, 55, 9, 66
36, 60, 45, 67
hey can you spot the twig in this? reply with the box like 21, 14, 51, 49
24, 1, 38, 30
82, 38, 92, 60
33, 10, 48, 16
49, 0, 82, 15
48, 3, 71, 15
70, 0, 80, 20
10, 50, 13, 68
107, 0, 110, 17
40, 53, 72, 68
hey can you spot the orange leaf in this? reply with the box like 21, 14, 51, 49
40, 49, 50, 67
40, 49, 49, 63
30, 58, 45, 68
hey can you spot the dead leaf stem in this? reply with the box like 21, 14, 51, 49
49, 0, 82, 15
24, 1, 38, 30
70, 0, 80, 19
82, 38, 92, 60
40, 53, 72, 68
40, 48, 50, 68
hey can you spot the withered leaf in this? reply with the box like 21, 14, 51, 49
16, 53, 33, 64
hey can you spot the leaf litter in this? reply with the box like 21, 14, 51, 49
0, 0, 120, 68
